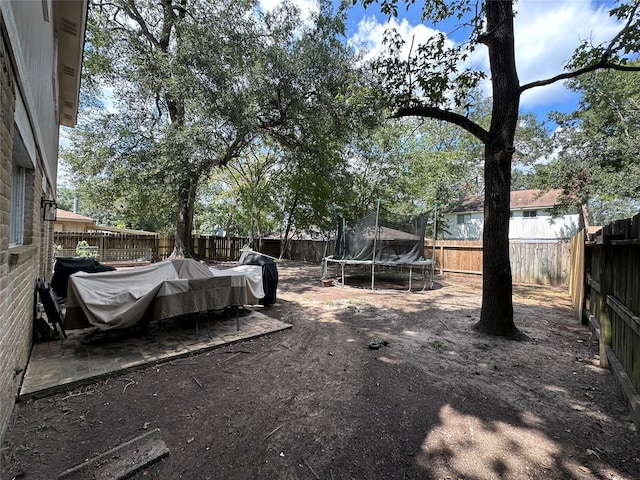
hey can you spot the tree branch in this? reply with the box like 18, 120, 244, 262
522, 2, 640, 94
601, 1, 640, 62
390, 106, 489, 143
520, 61, 640, 93
122, 0, 160, 48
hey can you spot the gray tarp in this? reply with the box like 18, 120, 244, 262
65, 259, 264, 331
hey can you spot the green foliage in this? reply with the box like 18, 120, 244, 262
368, 9, 486, 112
75, 241, 97, 259
61, 108, 177, 231
65, 0, 375, 248
196, 144, 281, 238
534, 64, 640, 225
55, 186, 76, 212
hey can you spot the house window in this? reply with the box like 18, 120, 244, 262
457, 214, 471, 225
9, 165, 26, 246
10, 132, 34, 246
523, 210, 537, 218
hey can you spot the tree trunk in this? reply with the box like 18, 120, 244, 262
477, 145, 517, 336
474, 1, 520, 337
280, 193, 299, 259
171, 178, 197, 258
257, 221, 264, 252
580, 203, 591, 229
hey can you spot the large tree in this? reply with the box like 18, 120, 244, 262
66, 0, 367, 257
68, 0, 260, 249
362, 0, 640, 336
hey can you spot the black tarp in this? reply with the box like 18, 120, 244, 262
238, 252, 278, 306
51, 257, 116, 298
36, 278, 66, 339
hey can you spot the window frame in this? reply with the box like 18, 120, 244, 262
9, 165, 26, 246
457, 213, 472, 225
10, 131, 35, 247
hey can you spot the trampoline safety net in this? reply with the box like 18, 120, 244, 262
333, 207, 428, 264
323, 204, 436, 290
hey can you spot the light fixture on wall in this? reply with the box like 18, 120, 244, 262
41, 198, 57, 221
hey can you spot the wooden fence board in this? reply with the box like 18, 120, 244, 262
424, 240, 568, 285
579, 213, 640, 425
569, 230, 585, 322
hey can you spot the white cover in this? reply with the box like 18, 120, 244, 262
65, 260, 264, 331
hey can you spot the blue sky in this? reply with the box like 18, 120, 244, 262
263, 0, 624, 124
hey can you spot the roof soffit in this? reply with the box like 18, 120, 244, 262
53, 0, 87, 127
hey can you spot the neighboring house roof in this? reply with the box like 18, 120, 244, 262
450, 189, 564, 213
56, 209, 95, 224
90, 225, 159, 237
55, 209, 158, 236
264, 228, 325, 240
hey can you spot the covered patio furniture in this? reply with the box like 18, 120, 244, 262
51, 257, 116, 299
238, 250, 278, 306
64, 259, 265, 334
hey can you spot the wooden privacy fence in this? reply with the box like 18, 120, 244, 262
261, 238, 333, 263
54, 232, 251, 264
424, 240, 570, 286
570, 215, 640, 426
259, 238, 569, 285
53, 232, 157, 264
156, 234, 250, 261
54, 232, 570, 285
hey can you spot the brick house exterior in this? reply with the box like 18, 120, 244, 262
0, 0, 86, 460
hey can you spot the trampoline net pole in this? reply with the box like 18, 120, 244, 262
371, 199, 381, 290
431, 203, 438, 289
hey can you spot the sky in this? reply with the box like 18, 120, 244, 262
264, 0, 624, 124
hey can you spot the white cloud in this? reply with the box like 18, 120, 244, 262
349, 15, 445, 62
349, 0, 625, 115
514, 0, 621, 110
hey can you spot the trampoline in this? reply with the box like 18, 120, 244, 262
322, 202, 437, 290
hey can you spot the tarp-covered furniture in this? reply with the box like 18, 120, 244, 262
238, 251, 278, 306
64, 259, 264, 332
51, 257, 116, 299
322, 203, 437, 290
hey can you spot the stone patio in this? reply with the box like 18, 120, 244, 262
20, 308, 291, 400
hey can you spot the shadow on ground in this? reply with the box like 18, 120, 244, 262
2, 260, 638, 480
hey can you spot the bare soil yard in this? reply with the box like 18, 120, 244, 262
2, 260, 639, 479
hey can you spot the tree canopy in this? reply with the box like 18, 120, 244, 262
63, 0, 374, 254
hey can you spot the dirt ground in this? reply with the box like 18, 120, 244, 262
2, 260, 639, 480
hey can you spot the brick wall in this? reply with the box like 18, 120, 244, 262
0, 33, 46, 464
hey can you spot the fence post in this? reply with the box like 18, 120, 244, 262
598, 224, 613, 368
98, 235, 105, 260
